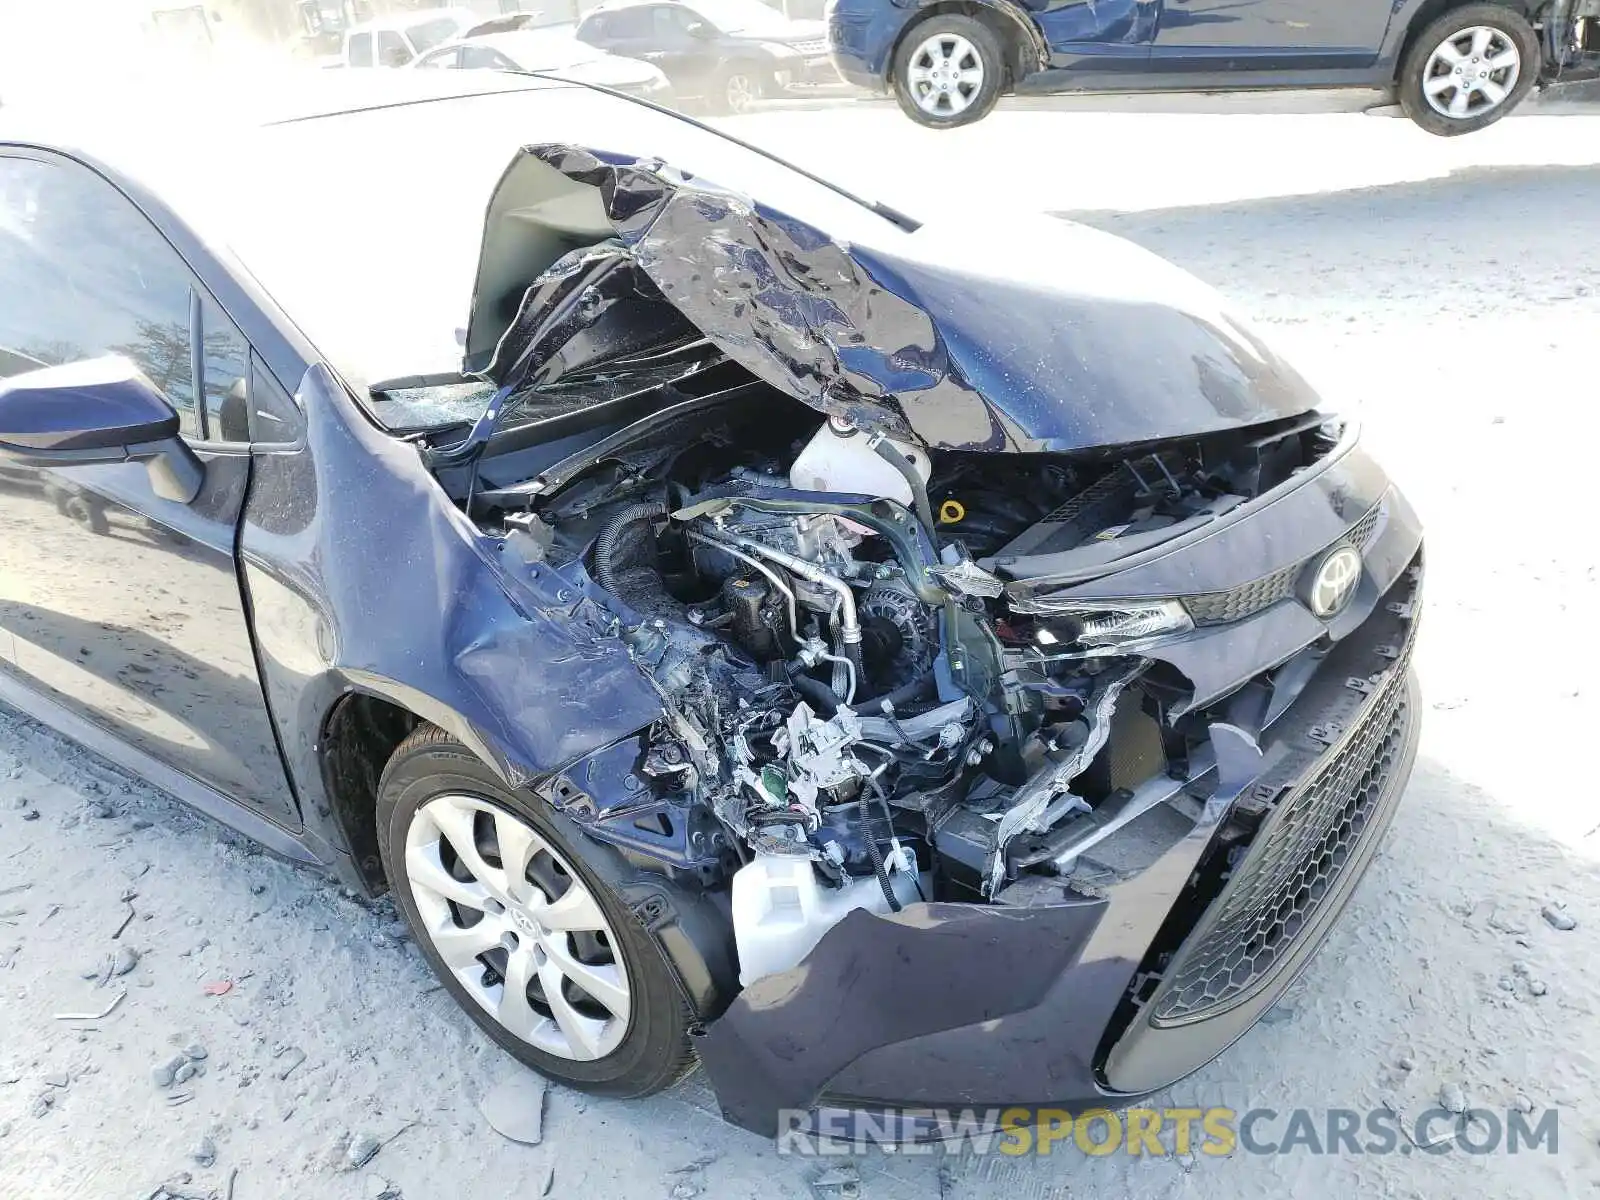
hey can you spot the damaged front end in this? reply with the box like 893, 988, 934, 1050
417, 141, 1424, 1135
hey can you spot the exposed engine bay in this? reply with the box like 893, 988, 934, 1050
475, 391, 1345, 985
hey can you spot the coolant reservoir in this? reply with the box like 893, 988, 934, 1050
789, 420, 931, 507
732, 854, 920, 987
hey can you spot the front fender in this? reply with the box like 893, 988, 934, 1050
239, 365, 663, 859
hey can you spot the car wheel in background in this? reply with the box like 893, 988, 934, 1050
1399, 4, 1539, 136
891, 13, 1004, 129
52, 488, 110, 535
715, 66, 762, 114
377, 725, 696, 1097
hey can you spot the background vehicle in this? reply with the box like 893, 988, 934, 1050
827, 0, 1600, 131
341, 5, 479, 67
414, 27, 673, 99
576, 0, 837, 112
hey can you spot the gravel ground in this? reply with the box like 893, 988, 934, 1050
3, 106, 1600, 1199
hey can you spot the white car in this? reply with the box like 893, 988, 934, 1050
341, 7, 481, 68
412, 29, 672, 101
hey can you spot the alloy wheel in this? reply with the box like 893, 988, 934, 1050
906, 33, 985, 117
1422, 25, 1521, 119
404, 793, 631, 1061
726, 72, 756, 113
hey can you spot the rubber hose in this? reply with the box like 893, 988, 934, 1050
791, 672, 841, 716
593, 502, 666, 594
872, 439, 937, 537
853, 669, 936, 716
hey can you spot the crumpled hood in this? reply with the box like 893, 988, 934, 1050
465, 143, 1322, 453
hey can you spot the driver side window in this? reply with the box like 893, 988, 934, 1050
653, 6, 697, 37
0, 155, 201, 438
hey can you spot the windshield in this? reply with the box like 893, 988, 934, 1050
686, 0, 795, 35
406, 15, 466, 53
188, 84, 899, 430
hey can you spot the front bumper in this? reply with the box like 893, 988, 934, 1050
773, 54, 849, 92
697, 532, 1424, 1138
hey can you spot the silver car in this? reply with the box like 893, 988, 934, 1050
413, 28, 673, 101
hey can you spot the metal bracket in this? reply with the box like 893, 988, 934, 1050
1308, 722, 1343, 748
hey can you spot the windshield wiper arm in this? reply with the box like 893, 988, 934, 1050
424, 382, 517, 469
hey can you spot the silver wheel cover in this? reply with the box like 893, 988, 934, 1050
405, 794, 631, 1061
1422, 25, 1521, 119
906, 32, 985, 117
727, 73, 755, 112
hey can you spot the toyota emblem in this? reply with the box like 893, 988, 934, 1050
1307, 544, 1362, 618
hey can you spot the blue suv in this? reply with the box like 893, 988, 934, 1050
826, 0, 1600, 131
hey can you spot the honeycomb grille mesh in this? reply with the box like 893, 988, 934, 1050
1183, 500, 1386, 627
1185, 562, 1300, 625
1151, 656, 1413, 1023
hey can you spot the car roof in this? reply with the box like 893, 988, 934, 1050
0, 67, 571, 154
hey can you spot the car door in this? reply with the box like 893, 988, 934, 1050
651, 4, 727, 95
459, 45, 518, 70
0, 151, 301, 828
376, 29, 413, 67
1030, 0, 1157, 71
414, 46, 463, 68
580, 6, 708, 94
1148, 0, 1397, 69
347, 30, 375, 66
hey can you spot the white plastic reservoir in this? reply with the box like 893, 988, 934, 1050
789, 422, 931, 507
731, 854, 920, 987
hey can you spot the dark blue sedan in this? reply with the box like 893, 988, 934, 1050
1, 71, 1424, 1137
826, 0, 1600, 130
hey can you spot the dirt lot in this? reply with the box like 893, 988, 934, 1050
3, 106, 1599, 1199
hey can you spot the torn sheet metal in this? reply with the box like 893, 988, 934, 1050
465, 143, 1326, 453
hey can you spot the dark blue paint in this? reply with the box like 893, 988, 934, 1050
0, 359, 179, 452
501, 144, 1324, 453
2, 81, 1429, 1135
828, 0, 1471, 96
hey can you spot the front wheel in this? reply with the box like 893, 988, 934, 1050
376, 725, 696, 1097
1399, 5, 1540, 136
892, 14, 1005, 129
714, 66, 762, 115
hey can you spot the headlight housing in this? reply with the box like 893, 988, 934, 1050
760, 40, 802, 59
1028, 598, 1194, 657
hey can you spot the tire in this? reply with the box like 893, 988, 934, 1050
712, 64, 763, 115
376, 725, 696, 1097
891, 13, 1005, 129
61, 492, 110, 536
1399, 4, 1539, 136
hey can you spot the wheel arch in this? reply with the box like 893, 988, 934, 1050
1393, 0, 1545, 79
316, 677, 524, 895
348, 701, 742, 1025
889, 0, 1047, 90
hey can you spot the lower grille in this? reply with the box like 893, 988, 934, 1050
1151, 654, 1414, 1023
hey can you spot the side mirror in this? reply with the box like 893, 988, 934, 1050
0, 357, 206, 503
